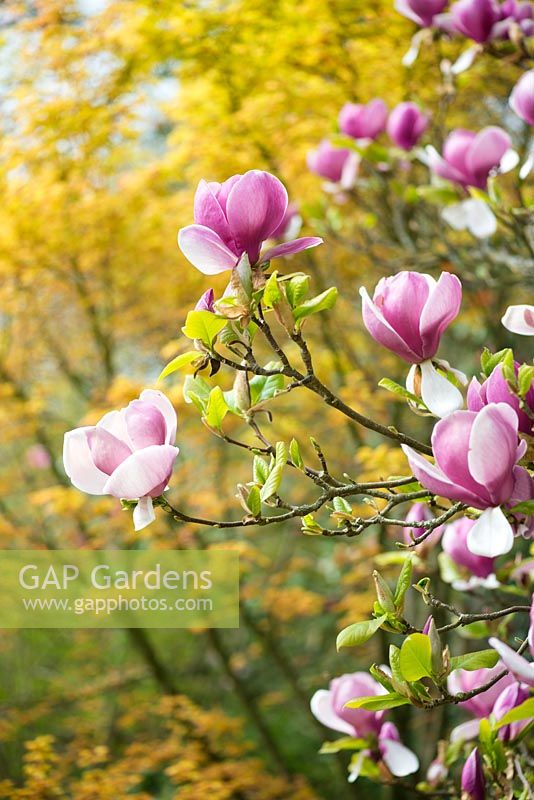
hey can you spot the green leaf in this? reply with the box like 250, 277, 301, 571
263, 271, 282, 308
158, 350, 201, 381
285, 275, 310, 308
494, 698, 534, 729
246, 485, 261, 517
182, 310, 227, 347
416, 184, 459, 205
394, 556, 413, 611
518, 364, 534, 398
260, 463, 284, 501
345, 692, 410, 711
183, 375, 212, 413
399, 634, 433, 681
253, 457, 269, 486
275, 441, 287, 466
336, 615, 387, 651
301, 513, 323, 535
378, 378, 424, 407
293, 286, 338, 325
249, 373, 284, 406
203, 386, 229, 430
319, 737, 367, 754
509, 500, 534, 515
333, 496, 352, 514
450, 649, 499, 673
289, 438, 304, 470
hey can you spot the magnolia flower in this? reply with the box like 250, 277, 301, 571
450, 0, 501, 42
510, 71, 534, 125
492, 682, 532, 741
311, 673, 418, 781
63, 390, 179, 531
489, 595, 534, 686
498, 1, 534, 38
449, 665, 514, 742
178, 170, 322, 275
394, 0, 448, 27
461, 748, 485, 800
360, 271, 465, 417
468, 363, 534, 435
428, 127, 514, 189
27, 444, 52, 470
404, 502, 444, 555
387, 102, 429, 150
402, 403, 534, 557
502, 304, 534, 336
441, 517, 498, 591
339, 99, 388, 142
307, 139, 360, 191
195, 288, 215, 312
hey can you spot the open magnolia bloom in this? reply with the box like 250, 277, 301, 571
307, 139, 360, 193
489, 595, 534, 687
63, 390, 179, 531
178, 170, 322, 275
403, 403, 534, 557
360, 271, 465, 417
502, 303, 534, 336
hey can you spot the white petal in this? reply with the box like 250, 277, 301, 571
381, 740, 419, 777
519, 151, 534, 181
467, 507, 515, 558
499, 149, 520, 174
348, 752, 366, 783
420, 360, 464, 418
133, 496, 156, 531
402, 30, 425, 67
451, 45, 480, 75
450, 719, 481, 743
340, 153, 359, 190
463, 199, 497, 238
488, 638, 534, 687
501, 304, 534, 336
441, 202, 468, 231
310, 690, 354, 736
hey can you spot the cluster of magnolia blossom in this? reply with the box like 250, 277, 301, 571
311, 597, 533, 789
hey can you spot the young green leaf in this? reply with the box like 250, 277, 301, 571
203, 386, 229, 430
182, 310, 227, 347
246, 485, 261, 518
481, 347, 513, 378
183, 375, 212, 413
399, 634, 433, 681
494, 697, 534, 729
394, 556, 413, 611
336, 615, 387, 651
260, 463, 284, 501
509, 500, 534, 515
333, 496, 352, 514
158, 350, 201, 381
344, 692, 411, 711
378, 378, 425, 407
262, 271, 282, 308
518, 364, 534, 397
293, 287, 338, 325
285, 274, 310, 308
289, 438, 304, 470
253, 456, 269, 486
449, 649, 499, 673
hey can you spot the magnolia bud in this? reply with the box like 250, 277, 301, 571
233, 370, 251, 413
373, 571, 396, 614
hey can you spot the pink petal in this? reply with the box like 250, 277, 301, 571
442, 129, 477, 177
466, 127, 511, 183
193, 179, 235, 247
87, 427, 133, 475
178, 224, 238, 274
226, 170, 288, 264
419, 272, 462, 358
310, 689, 355, 736
103, 444, 179, 499
261, 236, 323, 263
431, 412, 489, 505
488, 638, 534, 687
139, 390, 177, 444
360, 287, 421, 363
467, 403, 518, 502
63, 427, 109, 495
402, 444, 483, 506
125, 400, 167, 449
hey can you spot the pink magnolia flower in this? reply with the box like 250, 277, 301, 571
311, 674, 418, 781
63, 390, 179, 530
387, 102, 429, 150
450, 0, 501, 42
27, 444, 52, 470
428, 127, 513, 189
307, 140, 359, 190
492, 682, 532, 740
194, 288, 216, 312
498, 1, 534, 38
178, 170, 322, 275
403, 403, 534, 557
468, 363, 534, 435
448, 664, 515, 740
269, 202, 302, 241
441, 517, 498, 589
461, 748, 485, 800
404, 502, 444, 554
360, 271, 464, 417
510, 72, 534, 126
394, 0, 449, 26
489, 594, 534, 686
310, 672, 386, 738
502, 303, 534, 335
339, 99, 388, 141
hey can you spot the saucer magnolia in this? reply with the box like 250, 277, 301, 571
178, 170, 322, 275
450, 0, 501, 42
339, 99, 388, 141
63, 390, 179, 531
448, 664, 514, 741
402, 403, 534, 557
461, 748, 485, 800
394, 0, 448, 26
360, 271, 464, 417
468, 363, 534, 435
510, 71, 534, 125
442, 517, 498, 590
307, 139, 359, 190
428, 126, 513, 189
387, 102, 429, 150
502, 303, 534, 335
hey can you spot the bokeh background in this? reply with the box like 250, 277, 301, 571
0, 1, 531, 797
